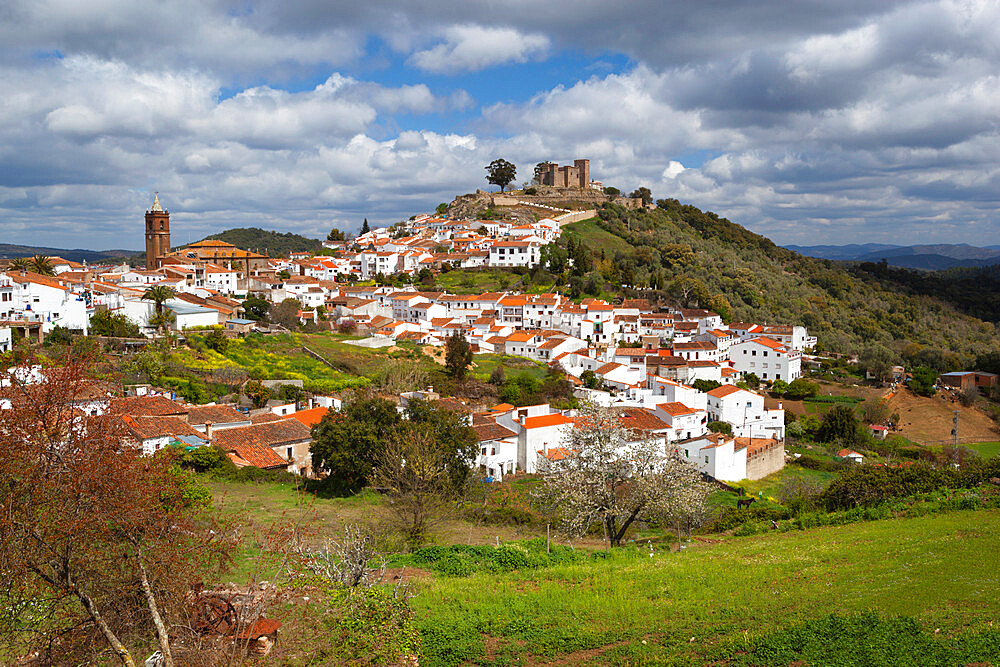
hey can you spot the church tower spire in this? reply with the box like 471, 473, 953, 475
145, 193, 171, 269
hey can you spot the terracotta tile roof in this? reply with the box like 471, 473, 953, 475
110, 396, 188, 417
250, 412, 284, 424
707, 385, 747, 398
539, 446, 573, 461
432, 397, 472, 414
285, 406, 334, 428
490, 403, 515, 412
673, 341, 717, 350
226, 439, 290, 469
656, 402, 698, 416
121, 415, 203, 440
737, 436, 781, 456
523, 413, 572, 429
596, 362, 623, 375
185, 404, 247, 425
619, 407, 669, 431
7, 270, 69, 291
473, 422, 517, 442
745, 336, 788, 352
213, 419, 312, 450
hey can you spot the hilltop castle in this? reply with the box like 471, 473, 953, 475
536, 159, 602, 190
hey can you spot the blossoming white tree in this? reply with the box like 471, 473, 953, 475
536, 402, 712, 548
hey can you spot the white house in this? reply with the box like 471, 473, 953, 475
489, 241, 540, 268
705, 385, 785, 440
1, 272, 89, 334
677, 433, 747, 482
474, 421, 518, 481
729, 337, 802, 382
651, 402, 707, 442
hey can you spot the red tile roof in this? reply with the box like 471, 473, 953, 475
619, 407, 669, 431
473, 422, 517, 442
523, 413, 572, 429
286, 407, 334, 428
185, 404, 247, 425
225, 438, 290, 469
120, 415, 203, 440
213, 419, 312, 450
110, 396, 188, 416
656, 402, 698, 416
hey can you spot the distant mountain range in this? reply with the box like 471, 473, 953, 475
0, 228, 323, 265
784, 243, 1000, 270
0, 243, 138, 263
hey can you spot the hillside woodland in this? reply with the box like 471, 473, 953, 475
202, 227, 322, 257
545, 200, 997, 369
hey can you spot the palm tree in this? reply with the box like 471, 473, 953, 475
28, 255, 55, 276
8, 257, 30, 272
142, 285, 176, 334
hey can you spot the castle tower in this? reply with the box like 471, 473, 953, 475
144, 193, 170, 269
573, 159, 590, 188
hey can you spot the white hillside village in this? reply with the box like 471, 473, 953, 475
0, 195, 819, 484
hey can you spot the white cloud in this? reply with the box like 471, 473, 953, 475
3, 1, 1000, 249
407, 25, 549, 73
661, 161, 686, 179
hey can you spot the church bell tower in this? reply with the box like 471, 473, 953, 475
145, 193, 170, 269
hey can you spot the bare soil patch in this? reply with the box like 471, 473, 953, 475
888, 387, 999, 446
422, 345, 446, 365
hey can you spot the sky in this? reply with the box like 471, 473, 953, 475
1, 0, 998, 250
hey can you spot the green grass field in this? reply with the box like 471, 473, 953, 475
562, 218, 633, 255
734, 464, 837, 500
470, 354, 548, 382
411, 509, 1000, 665
967, 442, 1000, 459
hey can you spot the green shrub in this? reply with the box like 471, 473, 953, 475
714, 612, 1000, 666
819, 458, 1000, 510
792, 454, 846, 472
707, 505, 792, 533
405, 540, 583, 576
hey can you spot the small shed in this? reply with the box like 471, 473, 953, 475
974, 372, 998, 389
226, 318, 256, 334
837, 448, 864, 464
868, 424, 888, 440
940, 371, 975, 391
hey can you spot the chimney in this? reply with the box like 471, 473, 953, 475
204, 422, 214, 440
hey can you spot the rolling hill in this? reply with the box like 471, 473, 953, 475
0, 243, 138, 263
536, 199, 998, 366
786, 242, 1000, 270
199, 227, 322, 257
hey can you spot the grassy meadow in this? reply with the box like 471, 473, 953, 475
410, 509, 1000, 665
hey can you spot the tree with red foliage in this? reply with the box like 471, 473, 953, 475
0, 354, 232, 666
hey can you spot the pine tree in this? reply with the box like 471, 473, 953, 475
445, 331, 473, 380
361, 218, 370, 234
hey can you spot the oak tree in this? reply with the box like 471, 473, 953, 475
485, 158, 517, 192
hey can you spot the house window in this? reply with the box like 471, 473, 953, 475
286, 447, 293, 460
704, 456, 709, 464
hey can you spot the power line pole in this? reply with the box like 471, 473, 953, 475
952, 410, 960, 465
